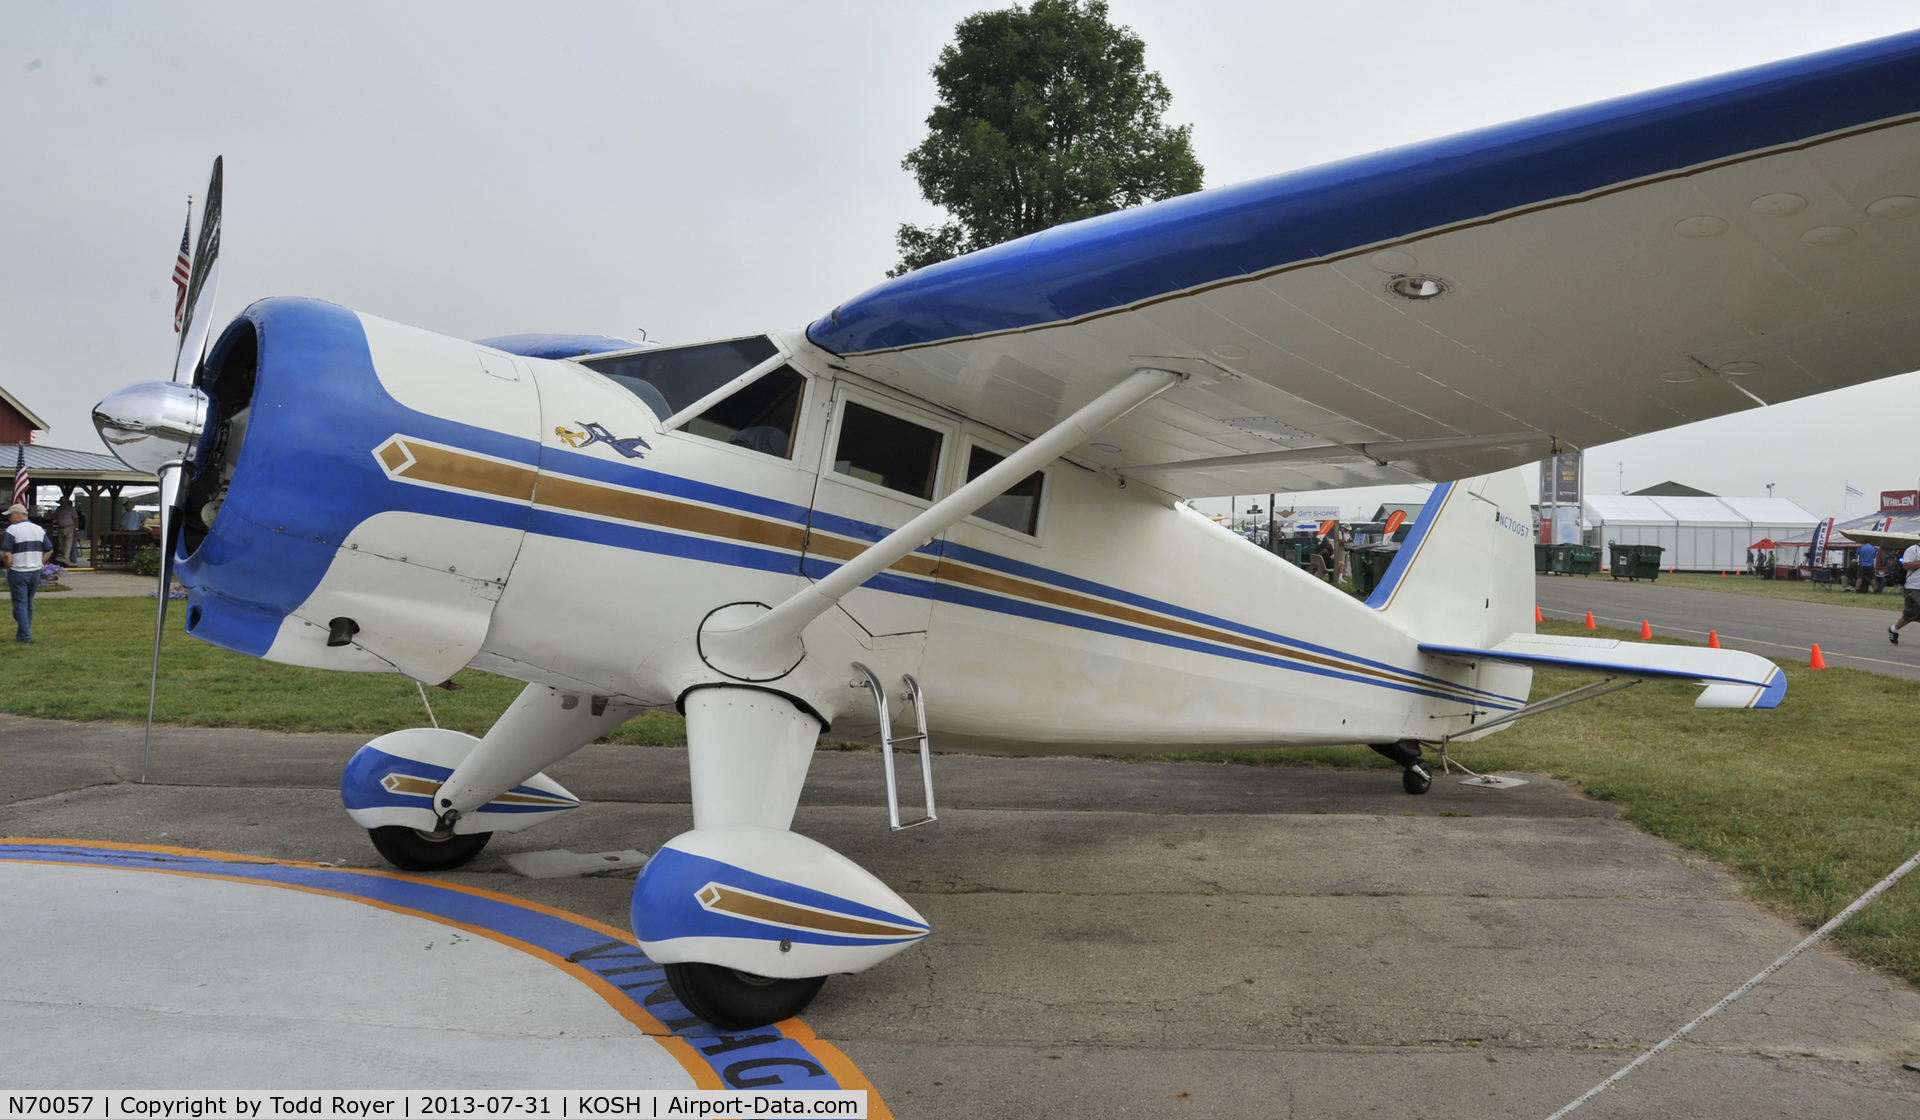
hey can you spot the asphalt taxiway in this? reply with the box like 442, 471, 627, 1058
1535, 572, 1920, 680
3, 714, 1917, 1118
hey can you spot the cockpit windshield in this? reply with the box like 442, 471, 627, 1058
581, 335, 779, 419
580, 335, 805, 460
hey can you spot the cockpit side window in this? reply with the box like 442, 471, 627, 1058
682, 365, 806, 459
580, 335, 779, 418
965, 445, 1044, 535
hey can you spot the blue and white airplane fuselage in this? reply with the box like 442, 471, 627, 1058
102, 28, 1920, 1027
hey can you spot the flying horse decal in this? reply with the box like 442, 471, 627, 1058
92, 32, 1920, 1029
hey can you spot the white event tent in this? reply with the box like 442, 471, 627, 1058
1582, 495, 1818, 572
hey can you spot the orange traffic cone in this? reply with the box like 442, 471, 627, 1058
1535, 604, 1544, 623
1640, 619, 1653, 639
1809, 644, 1827, 670
1584, 611, 1596, 630
1721, 571, 1727, 578
1708, 630, 1720, 648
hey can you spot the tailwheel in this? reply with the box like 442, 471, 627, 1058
1402, 761, 1433, 795
367, 825, 491, 871
664, 961, 826, 1030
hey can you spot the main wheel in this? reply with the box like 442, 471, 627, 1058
1402, 762, 1433, 795
367, 825, 491, 871
664, 961, 826, 1030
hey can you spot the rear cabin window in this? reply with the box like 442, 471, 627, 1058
833, 402, 943, 499
965, 445, 1043, 535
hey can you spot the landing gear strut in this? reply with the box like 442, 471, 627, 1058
1369, 740, 1432, 795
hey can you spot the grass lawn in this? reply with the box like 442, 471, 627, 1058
1589, 568, 1905, 611
4, 600, 1916, 983
0, 597, 690, 744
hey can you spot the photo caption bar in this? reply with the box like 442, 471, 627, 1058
0, 1094, 865, 1120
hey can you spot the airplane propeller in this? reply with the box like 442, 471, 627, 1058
92, 156, 221, 782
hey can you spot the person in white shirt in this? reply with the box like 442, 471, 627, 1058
3, 503, 51, 642
1889, 543, 1920, 644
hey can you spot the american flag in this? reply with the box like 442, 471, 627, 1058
172, 198, 193, 333
10, 444, 27, 510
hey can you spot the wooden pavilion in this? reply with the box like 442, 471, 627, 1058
4, 385, 159, 568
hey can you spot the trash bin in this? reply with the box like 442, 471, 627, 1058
1609, 544, 1663, 581
1534, 543, 1551, 573
1276, 538, 1316, 569
1350, 545, 1398, 598
1545, 543, 1595, 575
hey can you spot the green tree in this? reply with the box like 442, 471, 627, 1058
890, 0, 1204, 277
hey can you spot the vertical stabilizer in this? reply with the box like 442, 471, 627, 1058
1369, 469, 1536, 651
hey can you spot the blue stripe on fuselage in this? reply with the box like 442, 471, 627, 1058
182, 298, 1518, 706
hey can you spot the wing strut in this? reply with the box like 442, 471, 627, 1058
700, 367, 1183, 680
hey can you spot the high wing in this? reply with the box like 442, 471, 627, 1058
806, 32, 1920, 497
1839, 528, 1920, 550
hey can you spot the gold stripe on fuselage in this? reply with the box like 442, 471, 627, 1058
374, 436, 1494, 705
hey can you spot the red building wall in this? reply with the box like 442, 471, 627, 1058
0, 400, 36, 445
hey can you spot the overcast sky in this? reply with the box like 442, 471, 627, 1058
5, 1, 1917, 518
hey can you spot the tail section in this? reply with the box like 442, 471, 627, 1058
1369, 470, 1537, 651
1378, 469, 1788, 719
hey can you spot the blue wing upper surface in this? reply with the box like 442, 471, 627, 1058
802, 31, 1920, 496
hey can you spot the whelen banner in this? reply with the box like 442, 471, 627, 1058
1880, 490, 1919, 513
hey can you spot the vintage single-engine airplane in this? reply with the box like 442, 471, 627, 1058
93, 31, 1920, 1029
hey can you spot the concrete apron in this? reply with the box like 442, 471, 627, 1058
1, 714, 1917, 1117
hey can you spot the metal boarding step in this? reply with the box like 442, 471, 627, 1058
851, 661, 937, 831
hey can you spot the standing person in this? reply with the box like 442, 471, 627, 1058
1890, 540, 1920, 644
4, 503, 51, 643
53, 498, 77, 566
1856, 540, 1878, 594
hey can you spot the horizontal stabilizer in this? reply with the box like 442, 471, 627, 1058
1421, 633, 1785, 710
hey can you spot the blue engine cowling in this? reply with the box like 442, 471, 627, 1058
178, 297, 545, 682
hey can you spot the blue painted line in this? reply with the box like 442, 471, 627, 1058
0, 841, 857, 1092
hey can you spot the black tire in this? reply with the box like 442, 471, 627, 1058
664, 961, 826, 1030
367, 825, 491, 871
1402, 763, 1433, 796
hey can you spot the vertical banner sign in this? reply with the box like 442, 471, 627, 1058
1538, 451, 1582, 544
1810, 517, 1834, 566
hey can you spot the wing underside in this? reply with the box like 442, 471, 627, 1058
807, 32, 1920, 497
